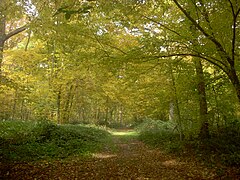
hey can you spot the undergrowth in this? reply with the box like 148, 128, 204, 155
0, 120, 111, 162
136, 119, 181, 153
137, 119, 240, 167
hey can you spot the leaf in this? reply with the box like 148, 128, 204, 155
65, 12, 71, 20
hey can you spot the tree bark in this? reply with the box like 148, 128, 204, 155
169, 101, 174, 121
169, 64, 183, 140
0, 12, 5, 75
227, 66, 240, 103
194, 59, 209, 139
57, 90, 61, 124
0, 40, 3, 75
62, 85, 74, 123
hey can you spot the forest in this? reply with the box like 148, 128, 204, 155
1, 0, 240, 179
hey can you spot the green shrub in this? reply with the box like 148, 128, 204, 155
136, 119, 240, 167
136, 119, 182, 152
176, 120, 240, 167
0, 120, 36, 145
137, 119, 176, 132
195, 121, 240, 166
0, 120, 111, 162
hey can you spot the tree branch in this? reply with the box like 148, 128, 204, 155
198, 0, 215, 37
151, 53, 228, 74
172, 0, 232, 64
228, 0, 240, 63
105, 43, 127, 55
141, 15, 182, 37
4, 25, 27, 42
182, 44, 229, 68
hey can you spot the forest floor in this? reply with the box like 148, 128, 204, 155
1, 129, 239, 180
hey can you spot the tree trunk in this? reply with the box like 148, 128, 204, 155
194, 59, 209, 139
119, 105, 123, 126
11, 89, 18, 120
0, 5, 26, 75
62, 85, 74, 123
0, 13, 5, 75
169, 101, 174, 121
57, 90, 61, 124
0, 40, 3, 77
169, 64, 183, 140
227, 65, 240, 103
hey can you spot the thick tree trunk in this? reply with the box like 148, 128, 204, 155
194, 59, 209, 139
62, 85, 74, 123
227, 66, 240, 103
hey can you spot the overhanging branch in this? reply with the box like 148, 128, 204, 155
4, 25, 27, 42
151, 53, 228, 74
141, 15, 182, 37
172, 0, 233, 64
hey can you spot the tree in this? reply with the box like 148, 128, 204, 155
102, 0, 240, 136
0, 0, 29, 75
194, 58, 209, 138
1, 0, 239, 136
171, 0, 240, 103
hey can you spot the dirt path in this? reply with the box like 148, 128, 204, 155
0, 130, 235, 179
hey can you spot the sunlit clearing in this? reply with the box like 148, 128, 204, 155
93, 153, 117, 159
111, 131, 138, 136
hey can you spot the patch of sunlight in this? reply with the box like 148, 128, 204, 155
111, 130, 138, 136
162, 159, 179, 166
137, 177, 150, 180
93, 153, 117, 159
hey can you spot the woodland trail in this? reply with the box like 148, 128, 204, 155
0, 130, 235, 180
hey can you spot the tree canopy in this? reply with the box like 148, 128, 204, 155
0, 0, 240, 138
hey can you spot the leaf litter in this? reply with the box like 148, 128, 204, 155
1, 130, 239, 179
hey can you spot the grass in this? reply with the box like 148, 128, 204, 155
111, 130, 138, 137
111, 129, 139, 142
0, 120, 111, 162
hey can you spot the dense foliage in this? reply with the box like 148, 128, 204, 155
137, 120, 240, 166
0, 120, 111, 162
